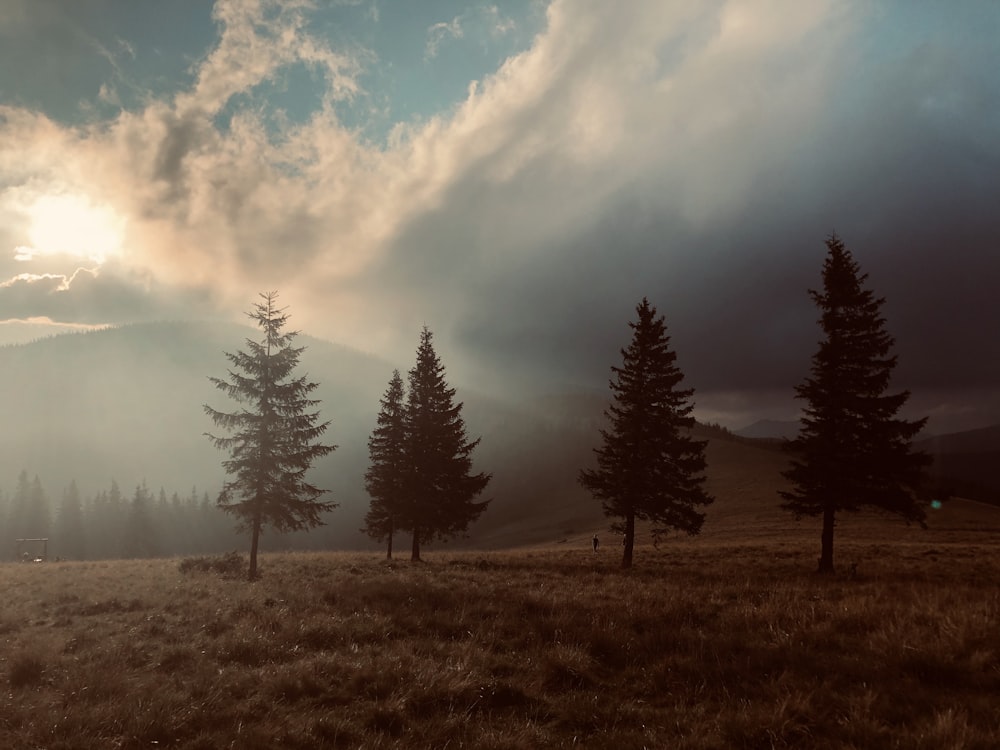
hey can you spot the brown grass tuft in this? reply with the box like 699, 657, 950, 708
0, 530, 998, 748
8, 650, 45, 688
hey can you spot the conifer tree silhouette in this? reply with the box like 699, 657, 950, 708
363, 369, 407, 559
395, 327, 490, 561
781, 236, 929, 573
205, 292, 336, 579
581, 298, 712, 568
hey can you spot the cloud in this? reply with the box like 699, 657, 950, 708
424, 5, 519, 62
484, 5, 516, 36
425, 17, 464, 61
0, 261, 215, 326
187, 0, 360, 116
0, 0, 996, 432
0, 0, 376, 312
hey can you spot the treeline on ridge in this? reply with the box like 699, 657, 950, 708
0, 471, 314, 562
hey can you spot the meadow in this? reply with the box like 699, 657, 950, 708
0, 526, 998, 749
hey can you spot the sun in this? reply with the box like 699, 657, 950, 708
16, 194, 125, 265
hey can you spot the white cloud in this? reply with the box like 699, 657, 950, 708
485, 5, 516, 36
425, 17, 464, 61
1, 0, 996, 406
185, 0, 361, 117
98, 83, 121, 107
0, 0, 851, 338
0, 272, 72, 291
425, 5, 519, 61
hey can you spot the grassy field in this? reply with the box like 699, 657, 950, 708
1, 520, 998, 749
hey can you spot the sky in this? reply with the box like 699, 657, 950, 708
0, 0, 997, 431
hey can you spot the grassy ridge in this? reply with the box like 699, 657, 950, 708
1, 533, 998, 749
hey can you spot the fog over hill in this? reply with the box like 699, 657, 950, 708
919, 425, 1000, 506
0, 321, 604, 550
1, 321, 996, 554
734, 419, 800, 441
0, 321, 383, 494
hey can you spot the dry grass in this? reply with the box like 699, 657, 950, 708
0, 530, 998, 749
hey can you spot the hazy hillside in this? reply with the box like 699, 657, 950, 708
732, 416, 1000, 508
0, 322, 602, 551
0, 322, 394, 550
2, 322, 995, 555
0, 322, 387, 487
0, 325, 796, 551
919, 425, 1000, 505
734, 419, 800, 440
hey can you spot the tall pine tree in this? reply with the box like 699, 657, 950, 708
398, 327, 490, 561
580, 298, 713, 568
8, 472, 51, 557
781, 235, 929, 573
205, 292, 337, 579
55, 480, 87, 560
123, 482, 160, 559
363, 369, 407, 559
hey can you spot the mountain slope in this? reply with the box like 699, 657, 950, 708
734, 419, 800, 440
1, 322, 995, 554
919, 425, 1000, 505
0, 321, 392, 549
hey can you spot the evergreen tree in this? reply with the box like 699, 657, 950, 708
363, 369, 407, 559
123, 482, 159, 559
205, 292, 337, 579
104, 480, 125, 559
6, 471, 32, 556
781, 235, 930, 573
55, 480, 87, 560
8, 473, 51, 559
168, 491, 188, 554
580, 298, 713, 568
86, 489, 106, 559
87, 483, 123, 560
179, 486, 202, 554
399, 327, 490, 561
0, 488, 7, 560
27, 476, 50, 541
201, 489, 235, 553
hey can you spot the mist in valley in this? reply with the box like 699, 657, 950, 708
0, 320, 619, 558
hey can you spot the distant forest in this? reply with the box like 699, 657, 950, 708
0, 471, 343, 562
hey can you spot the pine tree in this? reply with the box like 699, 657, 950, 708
580, 298, 713, 568
0, 488, 8, 560
205, 292, 337, 579
399, 327, 490, 561
7, 471, 32, 548
123, 482, 159, 559
9, 473, 52, 558
363, 369, 407, 559
781, 235, 930, 573
55, 480, 87, 560
95, 480, 125, 559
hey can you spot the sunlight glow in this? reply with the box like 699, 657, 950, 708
15, 194, 125, 265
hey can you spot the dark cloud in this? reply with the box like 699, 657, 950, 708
360, 4, 1000, 423
151, 110, 210, 194
376, 112, 1000, 399
1, 0, 996, 434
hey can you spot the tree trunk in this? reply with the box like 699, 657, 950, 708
411, 528, 420, 561
818, 506, 835, 574
248, 517, 262, 581
386, 520, 393, 560
622, 510, 635, 569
